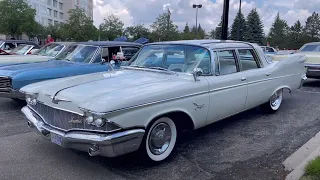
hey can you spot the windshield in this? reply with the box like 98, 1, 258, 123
299, 45, 320, 52
34, 43, 65, 57
54, 45, 98, 63
10, 44, 33, 55
129, 45, 211, 74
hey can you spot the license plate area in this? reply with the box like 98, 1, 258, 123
51, 132, 63, 146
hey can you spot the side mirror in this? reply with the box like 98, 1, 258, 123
100, 58, 106, 64
192, 68, 203, 81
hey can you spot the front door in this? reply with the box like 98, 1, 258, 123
205, 49, 248, 124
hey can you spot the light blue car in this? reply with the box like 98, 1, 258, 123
0, 41, 142, 101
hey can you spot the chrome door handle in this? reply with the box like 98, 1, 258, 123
241, 77, 246, 81
266, 73, 271, 76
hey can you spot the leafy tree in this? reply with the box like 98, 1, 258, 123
267, 13, 289, 49
304, 12, 320, 40
124, 24, 149, 41
64, 8, 97, 41
0, 0, 37, 38
150, 12, 180, 41
230, 12, 247, 41
245, 8, 264, 44
209, 29, 215, 39
99, 14, 124, 41
45, 24, 67, 41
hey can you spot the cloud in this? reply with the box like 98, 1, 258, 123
92, 0, 317, 34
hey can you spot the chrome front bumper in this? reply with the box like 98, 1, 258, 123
305, 64, 320, 78
0, 88, 25, 99
21, 106, 145, 158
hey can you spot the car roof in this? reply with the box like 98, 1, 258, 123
148, 39, 254, 49
50, 41, 75, 46
77, 41, 142, 47
303, 42, 320, 45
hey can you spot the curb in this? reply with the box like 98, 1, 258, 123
283, 131, 320, 180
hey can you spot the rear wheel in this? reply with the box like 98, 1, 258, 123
260, 89, 283, 113
140, 117, 177, 162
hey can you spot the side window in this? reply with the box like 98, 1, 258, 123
215, 50, 238, 75
266, 47, 274, 52
238, 49, 259, 71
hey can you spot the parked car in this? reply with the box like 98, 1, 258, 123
295, 42, 320, 79
0, 42, 72, 66
268, 50, 296, 61
5, 44, 40, 55
0, 41, 141, 100
260, 46, 277, 55
21, 40, 307, 162
0, 40, 40, 54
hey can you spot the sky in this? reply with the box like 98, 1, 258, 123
92, 0, 320, 35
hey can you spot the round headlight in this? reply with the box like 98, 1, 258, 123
30, 99, 37, 106
85, 116, 94, 124
93, 118, 105, 127
26, 97, 32, 104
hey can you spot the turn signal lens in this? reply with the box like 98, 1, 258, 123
30, 99, 37, 106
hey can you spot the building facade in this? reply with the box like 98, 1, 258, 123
26, 0, 93, 27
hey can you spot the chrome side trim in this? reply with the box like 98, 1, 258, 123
208, 82, 247, 92
247, 73, 301, 85
80, 90, 209, 115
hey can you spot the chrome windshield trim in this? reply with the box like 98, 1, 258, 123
121, 66, 178, 75
80, 90, 209, 115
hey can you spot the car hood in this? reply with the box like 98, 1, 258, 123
0, 54, 51, 65
295, 52, 320, 64
22, 69, 205, 114
0, 60, 79, 77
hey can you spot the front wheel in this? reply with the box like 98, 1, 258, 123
140, 117, 177, 162
260, 89, 283, 113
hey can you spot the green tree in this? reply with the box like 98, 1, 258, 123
230, 12, 247, 41
245, 8, 264, 44
182, 23, 193, 40
209, 29, 215, 39
0, 0, 37, 38
215, 17, 223, 39
150, 12, 180, 41
124, 24, 149, 41
267, 13, 289, 49
190, 24, 205, 39
287, 20, 304, 49
64, 8, 97, 41
45, 24, 67, 41
99, 14, 124, 41
304, 12, 320, 40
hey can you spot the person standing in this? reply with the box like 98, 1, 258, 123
45, 35, 54, 44
33, 36, 39, 45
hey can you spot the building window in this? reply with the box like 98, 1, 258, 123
40, 5, 47, 14
59, 2, 63, 10
47, 0, 51, 6
74, 0, 78, 5
54, 10, 58, 18
59, 12, 63, 19
54, 20, 58, 25
47, 8, 52, 16
53, 0, 57, 8
48, 19, 53, 25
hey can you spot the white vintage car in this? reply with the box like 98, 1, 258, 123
296, 42, 320, 78
21, 40, 307, 162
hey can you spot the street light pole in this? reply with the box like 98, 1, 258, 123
193, 4, 202, 39
237, 0, 242, 41
221, 0, 230, 40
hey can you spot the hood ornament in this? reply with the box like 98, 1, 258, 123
45, 94, 71, 104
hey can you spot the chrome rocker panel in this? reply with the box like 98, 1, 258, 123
21, 106, 145, 158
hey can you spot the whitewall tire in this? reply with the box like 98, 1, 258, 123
143, 117, 177, 162
260, 89, 283, 113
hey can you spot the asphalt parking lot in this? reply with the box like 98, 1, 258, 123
0, 80, 320, 180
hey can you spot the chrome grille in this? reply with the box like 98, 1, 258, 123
30, 103, 105, 131
0, 77, 12, 93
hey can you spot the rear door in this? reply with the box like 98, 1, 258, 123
205, 49, 248, 124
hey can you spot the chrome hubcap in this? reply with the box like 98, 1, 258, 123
271, 91, 281, 107
148, 123, 172, 155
